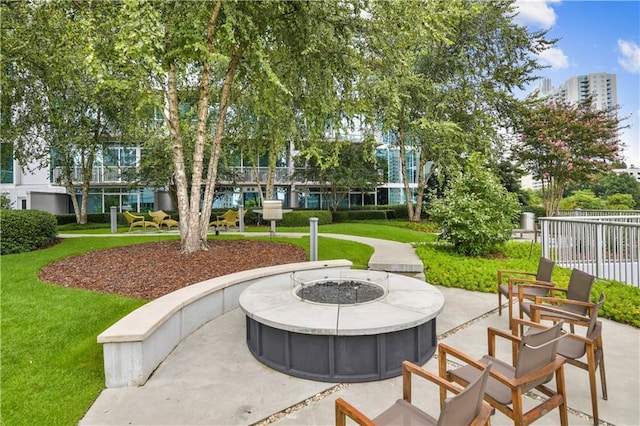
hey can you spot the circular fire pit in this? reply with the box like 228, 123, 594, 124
294, 270, 387, 304
239, 269, 444, 383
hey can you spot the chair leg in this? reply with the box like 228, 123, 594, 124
498, 291, 503, 316
586, 348, 600, 425
511, 388, 525, 426
557, 366, 569, 426
598, 338, 608, 401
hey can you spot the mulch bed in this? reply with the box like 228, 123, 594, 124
38, 240, 307, 300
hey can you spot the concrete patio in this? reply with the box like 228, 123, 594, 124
78, 232, 639, 425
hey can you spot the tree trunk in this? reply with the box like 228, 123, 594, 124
398, 121, 415, 220
200, 42, 244, 242
265, 142, 276, 199
166, 64, 193, 251
410, 140, 434, 222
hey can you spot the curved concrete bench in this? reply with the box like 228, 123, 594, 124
97, 259, 353, 388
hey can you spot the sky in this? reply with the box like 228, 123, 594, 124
513, 0, 640, 167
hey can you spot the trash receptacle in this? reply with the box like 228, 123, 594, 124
521, 212, 535, 230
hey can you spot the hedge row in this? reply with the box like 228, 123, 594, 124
278, 210, 332, 227
1, 209, 58, 255
55, 206, 411, 226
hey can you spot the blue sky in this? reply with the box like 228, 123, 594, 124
513, 0, 640, 167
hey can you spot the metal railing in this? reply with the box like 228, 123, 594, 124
540, 216, 640, 287
558, 209, 640, 217
51, 166, 137, 184
51, 166, 307, 185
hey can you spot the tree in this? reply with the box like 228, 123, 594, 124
0, 193, 13, 210
513, 97, 626, 216
558, 190, 605, 210
118, 0, 364, 253
2, 1, 146, 223
363, 0, 551, 221
295, 140, 382, 211
429, 153, 521, 256
599, 172, 640, 207
606, 193, 635, 210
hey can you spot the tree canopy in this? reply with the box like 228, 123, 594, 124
513, 97, 626, 216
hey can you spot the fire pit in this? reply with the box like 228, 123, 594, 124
239, 269, 444, 382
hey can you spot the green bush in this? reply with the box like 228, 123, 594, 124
56, 213, 125, 225
415, 241, 640, 327
429, 153, 521, 256
279, 210, 332, 227
559, 190, 605, 210
1, 209, 58, 254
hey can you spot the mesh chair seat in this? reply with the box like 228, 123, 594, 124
373, 399, 438, 425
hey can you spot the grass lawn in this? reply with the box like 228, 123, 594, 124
0, 231, 374, 424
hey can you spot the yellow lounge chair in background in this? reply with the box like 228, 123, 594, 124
123, 211, 159, 232
149, 210, 179, 230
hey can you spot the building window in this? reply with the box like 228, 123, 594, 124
1, 142, 14, 184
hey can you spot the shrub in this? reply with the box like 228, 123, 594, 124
429, 153, 521, 256
606, 193, 635, 210
559, 190, 605, 210
279, 210, 332, 227
56, 213, 125, 225
1, 209, 58, 254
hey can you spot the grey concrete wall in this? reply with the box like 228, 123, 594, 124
29, 191, 69, 214
154, 191, 176, 211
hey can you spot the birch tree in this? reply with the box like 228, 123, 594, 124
363, 0, 551, 221
118, 0, 365, 253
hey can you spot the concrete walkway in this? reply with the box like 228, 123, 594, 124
78, 232, 639, 426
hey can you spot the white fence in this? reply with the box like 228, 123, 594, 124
540, 216, 640, 287
558, 209, 640, 217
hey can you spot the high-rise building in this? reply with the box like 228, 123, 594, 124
531, 73, 617, 110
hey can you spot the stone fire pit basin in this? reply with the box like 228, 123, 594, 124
239, 269, 444, 382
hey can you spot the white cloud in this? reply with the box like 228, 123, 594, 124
537, 47, 570, 69
513, 0, 561, 28
618, 39, 640, 73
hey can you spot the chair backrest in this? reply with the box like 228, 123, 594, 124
586, 292, 605, 336
558, 293, 605, 359
438, 362, 492, 426
516, 320, 564, 390
565, 269, 596, 314
123, 211, 138, 224
535, 257, 555, 282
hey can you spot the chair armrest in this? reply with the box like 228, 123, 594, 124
498, 270, 535, 285
510, 355, 567, 388
532, 296, 592, 308
509, 317, 548, 336
404, 360, 494, 426
529, 301, 593, 325
517, 284, 556, 301
335, 398, 375, 426
438, 342, 523, 389
509, 277, 555, 286
402, 361, 466, 403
